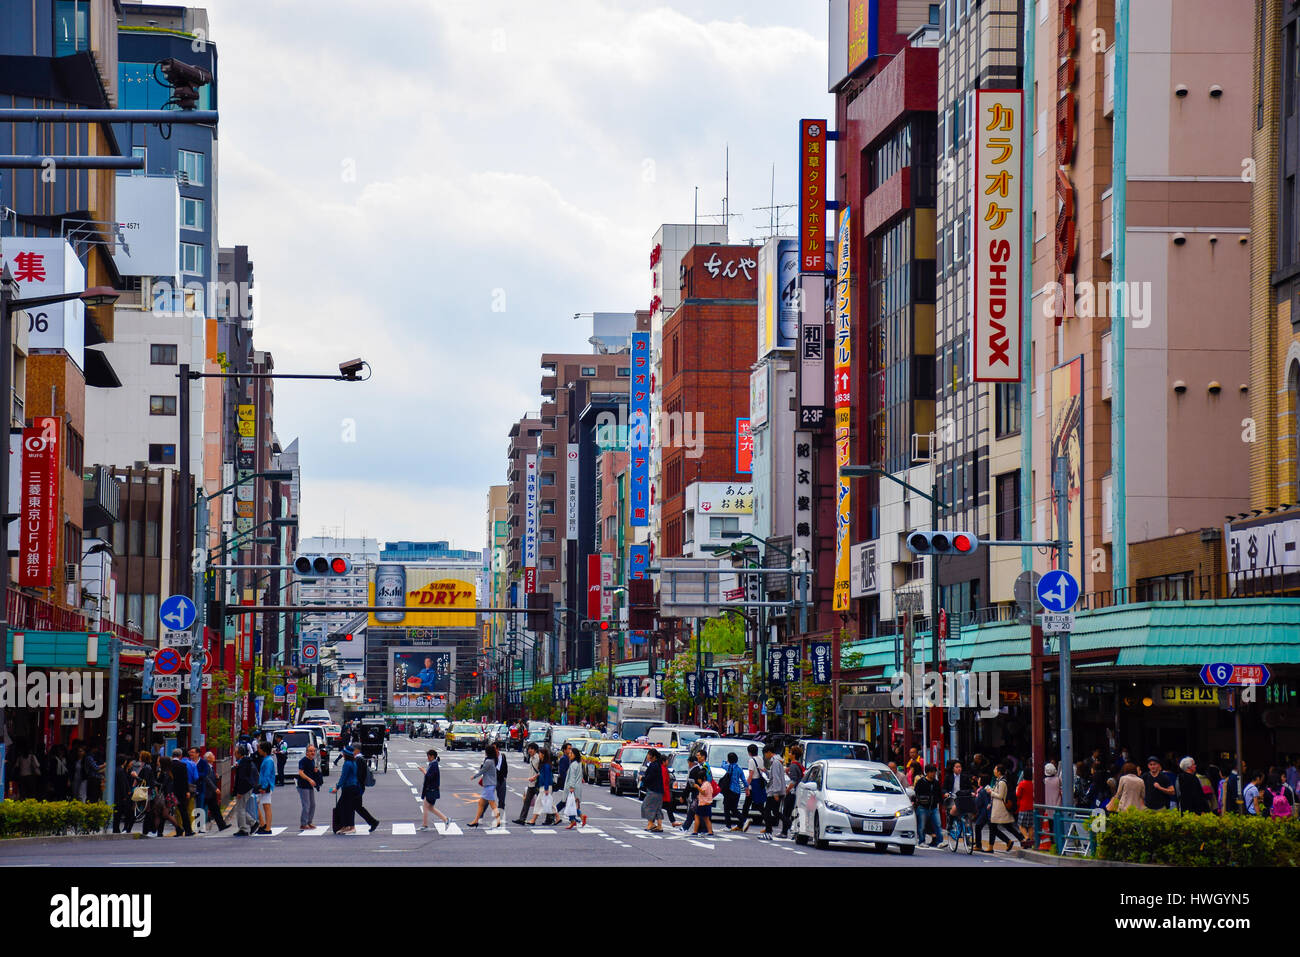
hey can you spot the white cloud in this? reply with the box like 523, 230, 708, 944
194, 0, 831, 549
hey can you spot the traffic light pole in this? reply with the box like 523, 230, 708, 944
1053, 456, 1076, 807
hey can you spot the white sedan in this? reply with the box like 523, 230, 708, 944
792, 759, 919, 855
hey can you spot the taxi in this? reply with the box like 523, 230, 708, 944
580, 738, 627, 784
444, 722, 487, 751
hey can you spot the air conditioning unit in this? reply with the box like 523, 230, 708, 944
64, 563, 78, 583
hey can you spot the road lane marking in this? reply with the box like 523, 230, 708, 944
687, 839, 715, 850
392, 822, 417, 835
434, 822, 463, 835
396, 769, 413, 787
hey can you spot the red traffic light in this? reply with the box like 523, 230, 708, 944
952, 533, 975, 553
331, 557, 349, 574
599, 620, 610, 631
344, 633, 353, 641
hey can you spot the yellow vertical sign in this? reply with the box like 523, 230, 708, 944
833, 209, 852, 611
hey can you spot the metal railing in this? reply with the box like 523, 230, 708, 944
7, 589, 88, 633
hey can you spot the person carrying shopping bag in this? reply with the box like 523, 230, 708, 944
563, 742, 588, 829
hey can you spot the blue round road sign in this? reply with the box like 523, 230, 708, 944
1037, 569, 1080, 612
155, 648, 182, 674
160, 594, 196, 632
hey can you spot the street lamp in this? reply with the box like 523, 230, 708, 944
0, 265, 120, 663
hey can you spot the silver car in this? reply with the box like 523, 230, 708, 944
792, 759, 918, 854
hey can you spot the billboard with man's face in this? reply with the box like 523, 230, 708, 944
390, 647, 454, 697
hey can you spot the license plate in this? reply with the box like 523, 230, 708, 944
861, 819, 883, 833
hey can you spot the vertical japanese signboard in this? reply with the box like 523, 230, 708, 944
600, 554, 615, 619
793, 430, 813, 561
587, 554, 602, 620
628, 543, 650, 644
810, 641, 832, 685
798, 120, 828, 272
799, 265, 826, 422
565, 443, 579, 539
847, 0, 878, 74
20, 417, 60, 587
629, 331, 651, 526
523, 453, 538, 584
735, 418, 753, 474
833, 210, 852, 612
972, 89, 1023, 382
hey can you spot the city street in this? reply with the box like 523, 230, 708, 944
2, 738, 1036, 868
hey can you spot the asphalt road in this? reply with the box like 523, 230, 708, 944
0, 737, 1041, 868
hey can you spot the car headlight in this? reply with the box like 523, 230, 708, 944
824, 801, 853, 815
894, 807, 913, 818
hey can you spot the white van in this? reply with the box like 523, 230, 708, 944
645, 725, 719, 750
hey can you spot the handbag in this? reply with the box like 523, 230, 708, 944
132, 784, 149, 802
539, 789, 556, 814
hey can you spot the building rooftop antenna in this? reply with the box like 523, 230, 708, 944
752, 162, 795, 239
700, 143, 743, 240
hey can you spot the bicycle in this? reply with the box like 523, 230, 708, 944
946, 794, 977, 854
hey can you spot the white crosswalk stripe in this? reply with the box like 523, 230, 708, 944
434, 822, 463, 835
392, 822, 417, 835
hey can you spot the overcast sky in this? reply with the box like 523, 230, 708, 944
200, 0, 832, 551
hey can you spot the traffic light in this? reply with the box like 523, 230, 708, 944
293, 554, 352, 578
526, 591, 553, 632
905, 530, 980, 556
580, 619, 612, 633
628, 578, 656, 630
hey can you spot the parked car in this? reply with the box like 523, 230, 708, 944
581, 739, 625, 784
609, 744, 653, 795
791, 760, 918, 854
799, 739, 874, 765
445, 723, 487, 751
645, 725, 719, 750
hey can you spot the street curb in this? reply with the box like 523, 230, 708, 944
0, 832, 135, 846
1011, 847, 1157, 867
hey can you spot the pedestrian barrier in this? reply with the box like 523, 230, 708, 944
1030, 804, 1097, 857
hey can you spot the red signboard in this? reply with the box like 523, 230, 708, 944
798, 119, 828, 272
20, 417, 60, 587
523, 566, 537, 595
736, 418, 753, 473
587, 554, 602, 620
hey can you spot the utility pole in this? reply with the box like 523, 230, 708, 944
1054, 455, 1075, 805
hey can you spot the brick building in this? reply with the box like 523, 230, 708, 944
660, 244, 759, 557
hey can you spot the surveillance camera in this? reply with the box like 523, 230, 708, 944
159, 57, 212, 88
338, 358, 365, 380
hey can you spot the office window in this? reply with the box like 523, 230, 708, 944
178, 150, 205, 186
540, 500, 555, 515
995, 471, 1021, 540
145, 519, 160, 558
541, 445, 555, 457
995, 382, 1022, 437
581, 367, 597, 377
540, 472, 555, 486
929, 4, 940, 25
541, 556, 556, 571
148, 443, 176, 464
1136, 573, 1191, 602
55, 1, 89, 55
180, 242, 203, 274
143, 595, 158, 641
150, 343, 178, 365
181, 197, 205, 231
617, 367, 631, 377
541, 528, 555, 542
708, 516, 740, 538
149, 395, 177, 416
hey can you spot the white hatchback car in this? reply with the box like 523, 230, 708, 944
792, 759, 918, 854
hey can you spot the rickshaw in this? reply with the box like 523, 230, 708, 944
357, 718, 388, 774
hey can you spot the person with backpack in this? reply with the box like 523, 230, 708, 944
1219, 761, 1244, 814
352, 748, 381, 832
719, 751, 745, 830
1175, 757, 1209, 814
780, 745, 805, 838
913, 764, 945, 847
1261, 774, 1295, 819
232, 744, 257, 836
740, 743, 766, 832
255, 741, 276, 834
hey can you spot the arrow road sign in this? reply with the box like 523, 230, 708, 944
155, 648, 182, 675
153, 695, 180, 723
160, 594, 197, 632
153, 675, 182, 695
1037, 569, 1080, 613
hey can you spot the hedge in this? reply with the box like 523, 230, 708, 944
0, 800, 113, 838
1096, 808, 1300, 866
